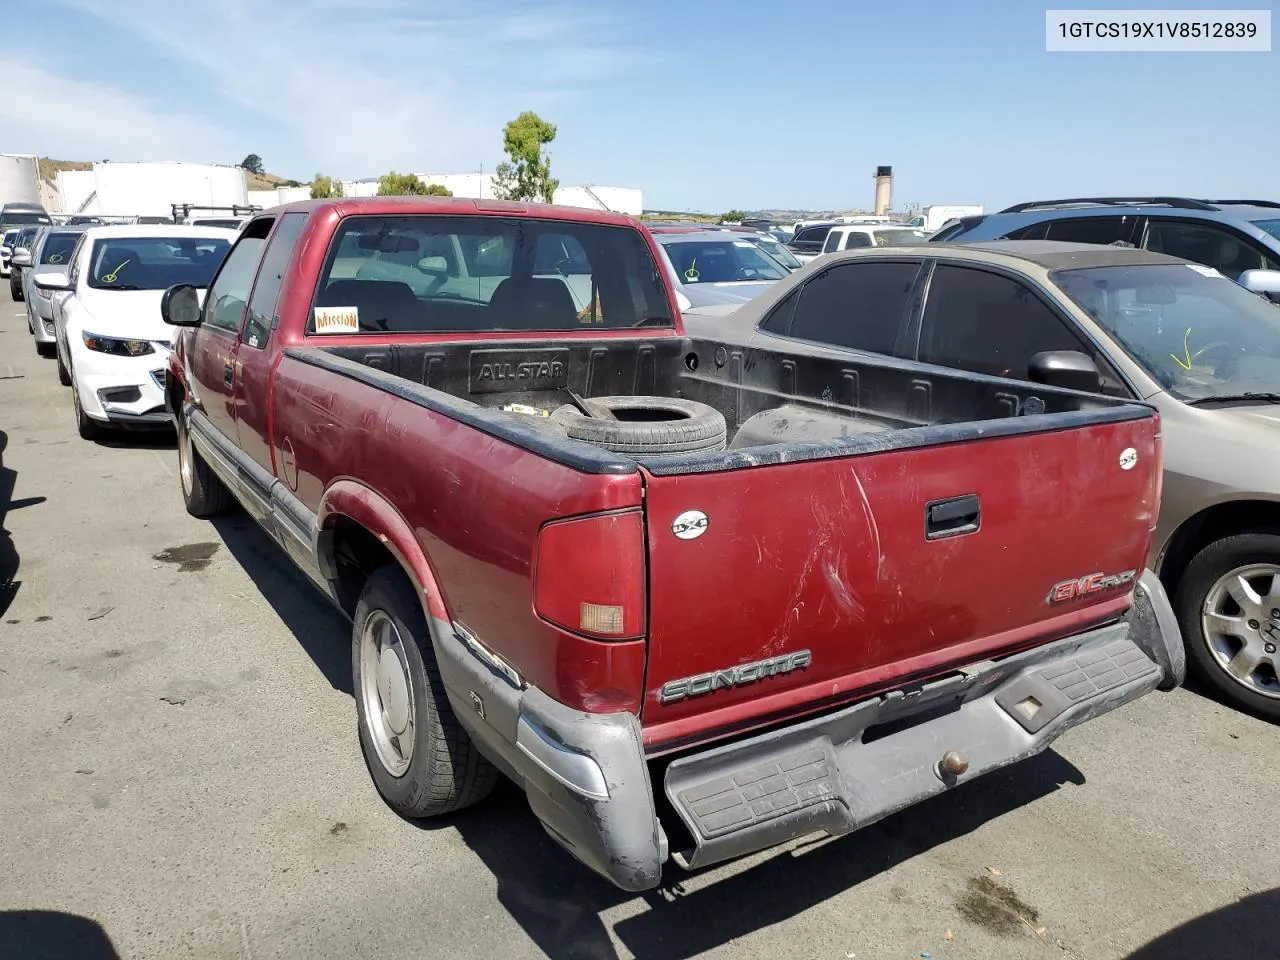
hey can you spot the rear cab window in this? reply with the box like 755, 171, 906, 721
310, 215, 674, 333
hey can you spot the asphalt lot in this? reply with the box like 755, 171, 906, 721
0, 289, 1277, 960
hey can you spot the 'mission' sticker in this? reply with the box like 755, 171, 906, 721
313, 306, 360, 334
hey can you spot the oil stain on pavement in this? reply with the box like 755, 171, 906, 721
152, 543, 220, 573
956, 875, 1041, 937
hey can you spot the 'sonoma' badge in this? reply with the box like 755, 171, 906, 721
671, 510, 709, 540
658, 650, 812, 704
1047, 569, 1137, 604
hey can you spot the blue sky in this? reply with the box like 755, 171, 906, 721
2, 1, 1275, 212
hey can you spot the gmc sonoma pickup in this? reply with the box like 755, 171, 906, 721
159, 197, 1184, 891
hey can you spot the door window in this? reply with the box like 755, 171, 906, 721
243, 213, 307, 348
1044, 216, 1136, 246
786, 261, 919, 354
1144, 219, 1279, 280
822, 231, 843, 254
843, 232, 872, 248
919, 265, 1094, 380
203, 219, 273, 334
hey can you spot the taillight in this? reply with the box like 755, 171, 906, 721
1149, 414, 1164, 531
533, 509, 646, 640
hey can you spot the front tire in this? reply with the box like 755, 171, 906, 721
71, 375, 103, 442
1176, 533, 1280, 722
353, 567, 497, 818
56, 347, 71, 386
176, 413, 232, 517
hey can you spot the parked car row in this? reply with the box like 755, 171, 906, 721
14, 222, 238, 439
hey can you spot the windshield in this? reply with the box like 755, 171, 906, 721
663, 239, 789, 284
86, 236, 231, 290
1254, 218, 1280, 241
39, 232, 80, 265
750, 234, 802, 269
1053, 262, 1280, 401
1, 212, 52, 227
873, 228, 931, 246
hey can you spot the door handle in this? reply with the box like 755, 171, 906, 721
223, 362, 234, 387
925, 494, 981, 540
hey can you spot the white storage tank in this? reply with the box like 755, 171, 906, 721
0, 154, 41, 206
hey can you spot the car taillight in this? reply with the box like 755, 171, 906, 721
1149, 416, 1164, 531
533, 509, 646, 640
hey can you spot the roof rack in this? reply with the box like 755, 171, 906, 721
999, 197, 1218, 213
1199, 199, 1280, 209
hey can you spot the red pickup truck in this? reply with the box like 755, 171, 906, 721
160, 197, 1184, 891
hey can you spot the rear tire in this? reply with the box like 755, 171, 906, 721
1175, 533, 1280, 722
353, 567, 497, 818
177, 413, 233, 517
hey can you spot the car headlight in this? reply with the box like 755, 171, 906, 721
81, 331, 155, 356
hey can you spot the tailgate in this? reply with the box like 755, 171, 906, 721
639, 410, 1160, 750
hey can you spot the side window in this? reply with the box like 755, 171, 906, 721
759, 286, 800, 334
1144, 219, 1273, 281
844, 232, 872, 248
242, 213, 307, 348
786, 261, 919, 354
919, 265, 1093, 380
203, 220, 273, 334
822, 231, 843, 254
1044, 217, 1135, 246
1005, 221, 1051, 240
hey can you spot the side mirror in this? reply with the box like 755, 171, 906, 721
161, 283, 203, 326
675, 290, 692, 312
1028, 350, 1101, 393
1239, 269, 1280, 303
32, 270, 70, 291
11, 249, 32, 267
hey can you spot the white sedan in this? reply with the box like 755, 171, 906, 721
32, 225, 236, 440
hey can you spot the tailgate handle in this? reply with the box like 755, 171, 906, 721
925, 494, 981, 540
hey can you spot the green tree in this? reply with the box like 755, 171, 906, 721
377, 172, 453, 196
721, 209, 747, 223
310, 173, 344, 199
491, 111, 559, 203
241, 153, 264, 175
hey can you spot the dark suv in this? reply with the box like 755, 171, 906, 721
932, 197, 1280, 283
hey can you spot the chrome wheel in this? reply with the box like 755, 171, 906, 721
358, 610, 416, 777
1201, 563, 1280, 700
178, 422, 194, 497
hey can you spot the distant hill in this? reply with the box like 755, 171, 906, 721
36, 157, 299, 191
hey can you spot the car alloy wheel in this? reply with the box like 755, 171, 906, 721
1200, 562, 1280, 700
358, 609, 417, 778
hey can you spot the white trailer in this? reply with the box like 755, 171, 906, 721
917, 204, 984, 232
62, 161, 249, 218
0, 154, 41, 207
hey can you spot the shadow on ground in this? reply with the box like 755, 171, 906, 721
1126, 888, 1280, 960
0, 428, 46, 618
431, 750, 1085, 960
0, 910, 120, 960
211, 513, 351, 694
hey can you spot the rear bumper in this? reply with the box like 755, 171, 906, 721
435, 571, 1182, 891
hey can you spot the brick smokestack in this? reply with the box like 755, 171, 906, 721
874, 165, 893, 216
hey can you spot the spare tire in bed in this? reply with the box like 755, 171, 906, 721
551, 396, 727, 459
